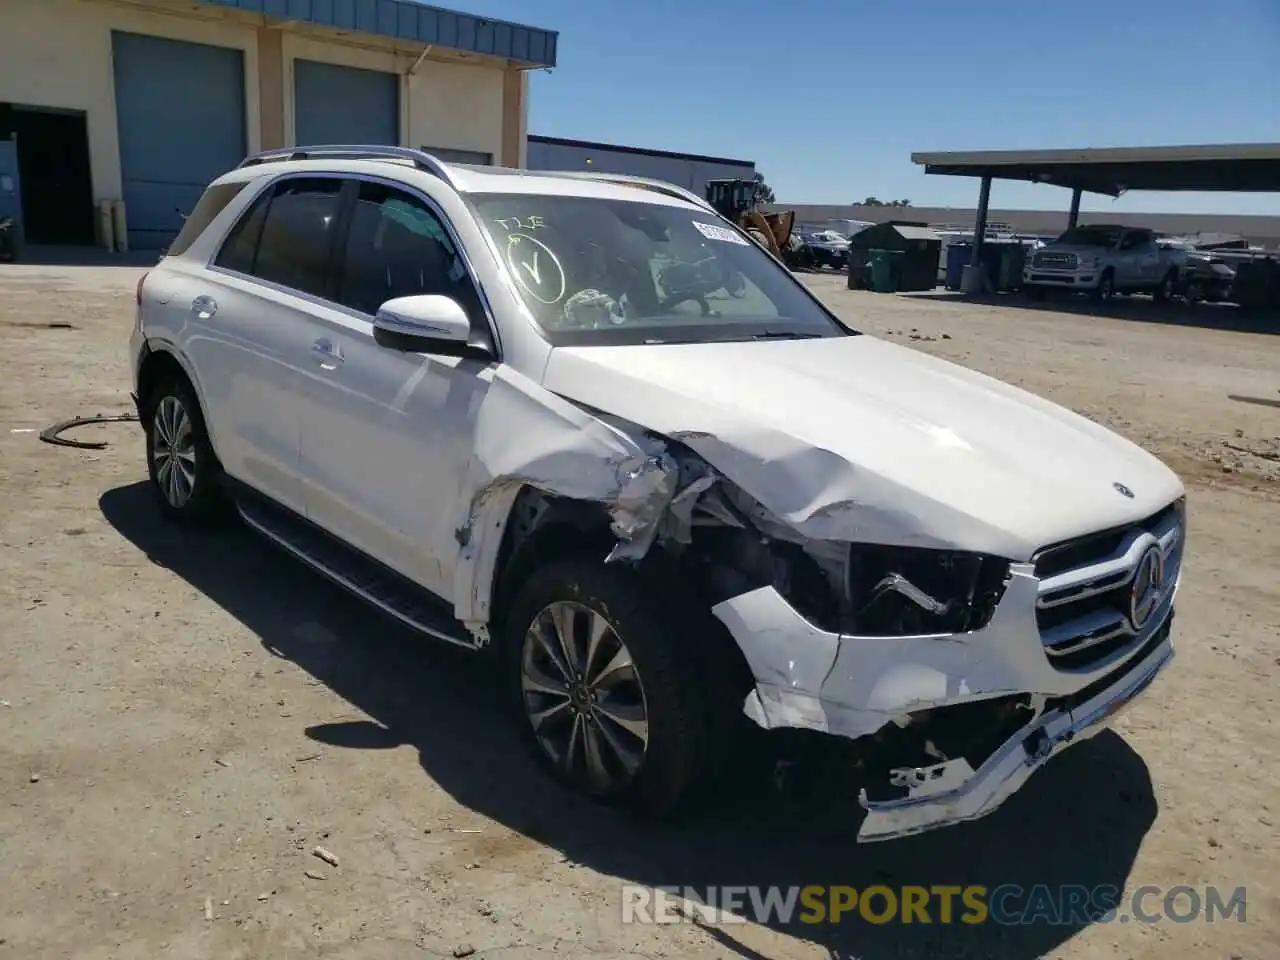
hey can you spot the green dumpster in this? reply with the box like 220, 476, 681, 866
998, 244, 1026, 291
869, 249, 904, 293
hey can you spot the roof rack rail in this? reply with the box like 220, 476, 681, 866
237, 145, 459, 189
546, 171, 717, 213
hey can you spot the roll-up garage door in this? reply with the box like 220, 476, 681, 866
111, 31, 246, 250
294, 60, 399, 147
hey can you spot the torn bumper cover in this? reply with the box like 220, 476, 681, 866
711, 563, 1178, 843
857, 634, 1172, 841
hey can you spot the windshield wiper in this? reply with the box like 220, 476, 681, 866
747, 330, 824, 340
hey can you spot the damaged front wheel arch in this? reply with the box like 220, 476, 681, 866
489, 489, 757, 791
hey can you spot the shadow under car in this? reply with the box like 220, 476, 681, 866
100, 480, 1160, 960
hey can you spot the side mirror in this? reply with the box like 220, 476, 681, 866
372, 294, 487, 358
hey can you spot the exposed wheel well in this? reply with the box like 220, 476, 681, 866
488, 487, 756, 724
136, 349, 191, 419
489, 488, 615, 641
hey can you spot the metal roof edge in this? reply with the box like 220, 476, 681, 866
194, 0, 558, 67
912, 143, 1280, 167
528, 134, 754, 169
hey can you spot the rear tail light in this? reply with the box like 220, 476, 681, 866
136, 271, 149, 306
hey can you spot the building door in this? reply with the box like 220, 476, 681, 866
0, 138, 21, 242
294, 60, 399, 146
112, 31, 246, 250
0, 105, 94, 246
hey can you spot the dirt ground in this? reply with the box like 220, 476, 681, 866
1, 263, 1277, 960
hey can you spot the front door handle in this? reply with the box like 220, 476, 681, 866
191, 295, 217, 320
312, 338, 343, 369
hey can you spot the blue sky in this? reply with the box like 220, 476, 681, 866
454, 0, 1279, 215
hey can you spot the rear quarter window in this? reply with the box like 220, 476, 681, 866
166, 181, 250, 257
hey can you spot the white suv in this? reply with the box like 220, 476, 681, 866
131, 147, 1186, 842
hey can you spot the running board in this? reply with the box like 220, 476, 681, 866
235, 495, 478, 651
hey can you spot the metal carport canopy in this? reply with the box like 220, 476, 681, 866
910, 143, 1280, 293
911, 142, 1280, 196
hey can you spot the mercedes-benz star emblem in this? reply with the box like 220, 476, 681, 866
1113, 482, 1135, 499
1129, 545, 1165, 631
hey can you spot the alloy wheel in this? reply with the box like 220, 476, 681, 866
520, 600, 650, 792
152, 395, 197, 508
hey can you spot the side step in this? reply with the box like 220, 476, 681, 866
235, 494, 477, 650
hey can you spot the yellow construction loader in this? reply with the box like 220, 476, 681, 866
704, 179, 799, 264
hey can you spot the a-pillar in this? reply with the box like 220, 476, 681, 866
1067, 186, 1082, 229
962, 175, 992, 294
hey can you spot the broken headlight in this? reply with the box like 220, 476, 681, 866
686, 481, 1011, 638
840, 543, 1010, 637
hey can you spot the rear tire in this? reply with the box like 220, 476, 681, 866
143, 375, 224, 525
503, 557, 716, 818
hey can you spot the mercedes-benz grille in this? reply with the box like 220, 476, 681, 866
1033, 499, 1185, 671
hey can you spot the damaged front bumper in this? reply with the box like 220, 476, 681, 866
710, 555, 1178, 842
857, 630, 1172, 841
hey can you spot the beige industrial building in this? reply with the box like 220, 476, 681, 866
0, 0, 557, 250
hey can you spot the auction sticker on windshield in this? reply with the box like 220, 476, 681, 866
692, 221, 750, 245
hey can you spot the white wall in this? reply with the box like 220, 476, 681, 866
406, 59, 506, 163
527, 139, 755, 196
0, 0, 261, 204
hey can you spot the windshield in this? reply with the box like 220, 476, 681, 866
1055, 226, 1123, 247
470, 194, 854, 346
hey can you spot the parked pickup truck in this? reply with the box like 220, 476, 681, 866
1023, 225, 1183, 302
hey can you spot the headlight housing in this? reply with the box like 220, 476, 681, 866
840, 543, 1010, 636
686, 481, 1011, 638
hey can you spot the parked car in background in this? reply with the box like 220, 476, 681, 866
797, 229, 851, 270
1022, 225, 1183, 302
1158, 238, 1237, 303
130, 147, 1185, 843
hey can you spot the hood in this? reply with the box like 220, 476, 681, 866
541, 336, 1183, 560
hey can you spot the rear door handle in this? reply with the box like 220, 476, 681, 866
191, 295, 217, 320
312, 338, 343, 369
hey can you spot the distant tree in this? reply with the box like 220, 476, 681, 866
857, 197, 912, 208
752, 172, 776, 205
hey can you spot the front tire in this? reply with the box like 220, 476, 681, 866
504, 558, 714, 818
1092, 270, 1116, 302
1024, 284, 1046, 301
1153, 269, 1177, 303
144, 376, 224, 524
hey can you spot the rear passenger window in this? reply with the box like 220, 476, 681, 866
167, 181, 250, 258
251, 178, 344, 298
335, 181, 476, 317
